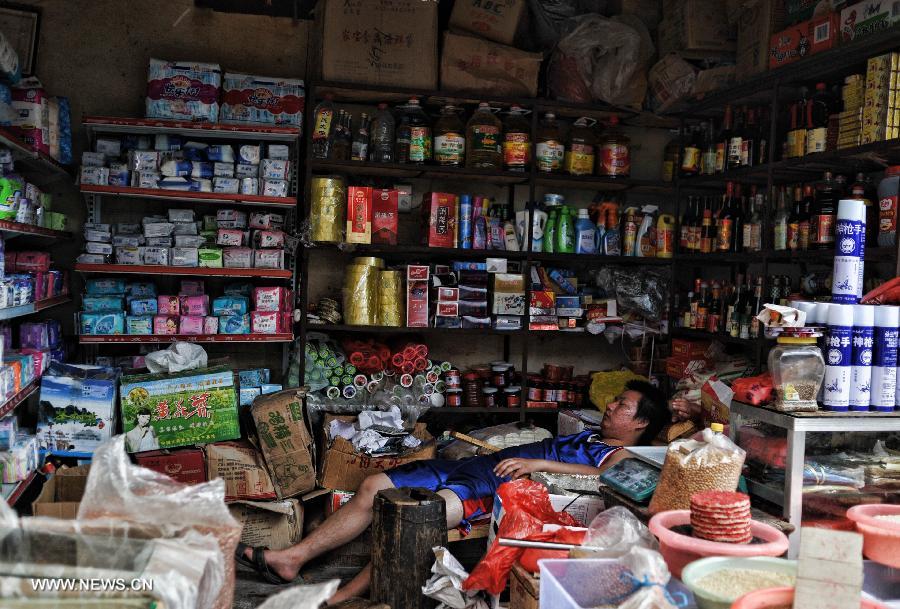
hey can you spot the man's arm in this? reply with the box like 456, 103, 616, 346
493, 449, 628, 479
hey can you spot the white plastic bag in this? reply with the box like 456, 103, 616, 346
256, 580, 340, 609
145, 341, 208, 373
584, 506, 659, 556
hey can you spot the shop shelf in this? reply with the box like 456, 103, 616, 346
308, 323, 525, 337
83, 116, 301, 141
310, 159, 529, 184
531, 251, 672, 266
79, 333, 294, 344
2, 470, 38, 506
0, 295, 71, 322
670, 327, 763, 347
74, 263, 293, 279
428, 407, 523, 414
0, 127, 71, 181
534, 173, 687, 194
309, 242, 529, 261
80, 184, 298, 208
0, 378, 40, 420
673, 251, 762, 265
765, 246, 896, 263
0, 220, 70, 241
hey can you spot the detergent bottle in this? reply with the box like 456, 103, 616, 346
557, 205, 575, 253
575, 208, 598, 254
622, 206, 640, 256
657, 214, 675, 258
545, 206, 558, 253
603, 202, 621, 255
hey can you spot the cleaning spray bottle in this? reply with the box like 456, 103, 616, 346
557, 205, 575, 253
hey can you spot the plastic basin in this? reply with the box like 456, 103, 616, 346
648, 510, 789, 579
732, 586, 887, 609
847, 504, 900, 569
681, 557, 797, 609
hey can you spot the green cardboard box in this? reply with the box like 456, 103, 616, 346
120, 366, 239, 452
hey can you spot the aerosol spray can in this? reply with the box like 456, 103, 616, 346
871, 305, 899, 412
823, 303, 853, 411
832, 199, 866, 303
850, 304, 874, 411
458, 194, 473, 249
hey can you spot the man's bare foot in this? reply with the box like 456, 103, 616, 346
241, 546, 301, 582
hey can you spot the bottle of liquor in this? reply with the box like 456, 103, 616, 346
688, 278, 702, 327
773, 186, 789, 251
731, 183, 745, 253
679, 196, 692, 251
330, 110, 352, 161
312, 94, 336, 160
741, 107, 756, 167
748, 276, 764, 339
369, 102, 395, 163
800, 185, 813, 250
757, 105, 770, 165
689, 196, 702, 252
742, 187, 755, 251
812, 170, 837, 249
807, 82, 832, 155
707, 281, 723, 333
681, 125, 701, 177
682, 290, 694, 328
701, 120, 717, 175
727, 108, 744, 170
716, 105, 733, 173
726, 275, 744, 337
351, 112, 370, 162
700, 197, 714, 254
787, 187, 801, 251
696, 280, 710, 329
717, 182, 736, 252
749, 186, 763, 252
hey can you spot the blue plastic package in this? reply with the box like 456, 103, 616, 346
126, 315, 153, 335
127, 282, 157, 297
260, 383, 282, 395
56, 97, 73, 165
239, 386, 260, 406
212, 296, 249, 316
218, 314, 250, 334
223, 282, 253, 297
80, 313, 125, 335
206, 145, 234, 163
238, 368, 270, 387
83, 296, 124, 313
85, 279, 126, 295
128, 297, 158, 316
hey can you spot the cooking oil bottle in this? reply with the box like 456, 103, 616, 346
503, 105, 531, 172
536, 112, 564, 173
465, 102, 502, 169
564, 117, 596, 176
434, 104, 465, 166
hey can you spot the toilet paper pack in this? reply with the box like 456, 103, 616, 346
145, 58, 221, 122
220, 72, 304, 127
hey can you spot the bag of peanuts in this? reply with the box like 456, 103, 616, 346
648, 427, 746, 514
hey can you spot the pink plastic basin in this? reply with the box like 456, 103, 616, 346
648, 510, 789, 579
847, 504, 900, 568
732, 586, 886, 609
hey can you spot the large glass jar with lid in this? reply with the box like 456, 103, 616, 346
767, 333, 825, 412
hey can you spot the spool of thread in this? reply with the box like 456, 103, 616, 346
326, 386, 340, 399
850, 304, 874, 412
832, 199, 866, 304
376, 270, 404, 326
400, 374, 413, 388
824, 304, 853, 412
311, 176, 346, 242
343, 263, 380, 325
353, 256, 386, 269
342, 385, 357, 399
872, 306, 899, 412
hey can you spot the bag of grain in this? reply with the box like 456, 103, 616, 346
648, 426, 746, 514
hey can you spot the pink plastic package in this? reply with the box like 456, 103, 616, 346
203, 316, 219, 334
14, 251, 51, 273
179, 315, 204, 335
254, 230, 285, 249
157, 296, 180, 316
216, 229, 244, 247
179, 280, 205, 295
153, 315, 179, 335
179, 294, 209, 316
145, 58, 221, 122
11, 81, 50, 154
250, 311, 280, 334
253, 287, 290, 312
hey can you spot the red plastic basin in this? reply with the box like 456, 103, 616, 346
732, 586, 887, 609
846, 504, 900, 569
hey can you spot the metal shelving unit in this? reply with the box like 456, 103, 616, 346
2, 470, 38, 506
74, 263, 293, 279
0, 296, 71, 322
79, 333, 294, 344
80, 184, 297, 209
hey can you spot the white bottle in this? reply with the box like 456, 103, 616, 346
832, 199, 866, 304
850, 304, 874, 412
823, 304, 854, 411
575, 208, 598, 254
871, 305, 899, 412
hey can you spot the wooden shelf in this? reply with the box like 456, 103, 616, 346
75, 263, 293, 279
311, 159, 529, 184
0, 127, 71, 181
79, 333, 294, 344
83, 116, 300, 141
671, 327, 764, 347
80, 184, 297, 208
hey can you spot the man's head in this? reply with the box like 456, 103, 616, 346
601, 380, 668, 445
136, 407, 152, 428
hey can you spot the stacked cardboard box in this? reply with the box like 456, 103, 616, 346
862, 52, 900, 144
839, 74, 865, 149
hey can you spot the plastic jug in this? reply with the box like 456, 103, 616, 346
657, 214, 675, 258
576, 208, 599, 254
556, 206, 575, 253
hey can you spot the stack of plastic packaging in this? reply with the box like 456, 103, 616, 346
0, 437, 241, 609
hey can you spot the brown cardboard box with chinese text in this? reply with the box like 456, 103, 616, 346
441, 32, 542, 98
136, 448, 207, 485
251, 388, 316, 499
228, 499, 303, 551
450, 0, 526, 45
205, 440, 277, 502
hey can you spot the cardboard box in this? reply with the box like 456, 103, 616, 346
251, 388, 316, 499
372, 188, 399, 245
120, 366, 239, 451
450, 0, 526, 45
648, 53, 697, 113
840, 0, 900, 42
36, 363, 120, 458
422, 192, 458, 248
509, 563, 540, 609
318, 414, 436, 491
672, 338, 711, 357
346, 186, 372, 245
665, 355, 710, 379
135, 448, 207, 485
440, 32, 542, 98
205, 440, 277, 502
228, 499, 303, 551
658, 0, 736, 54
32, 465, 90, 519
769, 12, 840, 69
692, 66, 736, 95
736, 0, 785, 77
320, 0, 438, 90
785, 0, 847, 25
407, 264, 430, 328
607, 0, 662, 29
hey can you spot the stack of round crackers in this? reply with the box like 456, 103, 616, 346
690, 491, 752, 544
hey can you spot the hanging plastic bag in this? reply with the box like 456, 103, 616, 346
648, 428, 746, 514
526, 0, 608, 51
548, 15, 655, 107
462, 479, 579, 595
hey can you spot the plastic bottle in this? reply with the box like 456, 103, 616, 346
832, 199, 866, 304
603, 202, 621, 255
622, 206, 639, 256
657, 214, 675, 258
564, 117, 596, 176
395, 98, 430, 165
850, 304, 874, 412
503, 105, 531, 172
535, 112, 564, 173
575, 208, 598, 254
598, 115, 630, 178
824, 304, 854, 412
311, 94, 336, 160
545, 206, 558, 254
871, 305, 899, 412
369, 103, 395, 163
434, 105, 465, 166
878, 165, 900, 247
466, 102, 502, 169
556, 205, 575, 253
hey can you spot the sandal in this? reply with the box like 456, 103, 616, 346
235, 543, 294, 585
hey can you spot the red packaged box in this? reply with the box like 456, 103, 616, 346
135, 448, 207, 485
346, 186, 373, 244
437, 287, 459, 302
407, 265, 430, 328
530, 290, 556, 309
372, 188, 399, 245
436, 302, 459, 317
769, 13, 840, 69
422, 192, 458, 248
672, 338, 711, 357
665, 355, 710, 379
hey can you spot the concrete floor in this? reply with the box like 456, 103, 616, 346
233, 563, 360, 609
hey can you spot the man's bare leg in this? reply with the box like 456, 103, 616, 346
326, 488, 465, 605
243, 473, 396, 582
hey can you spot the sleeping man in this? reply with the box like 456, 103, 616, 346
238, 379, 668, 605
